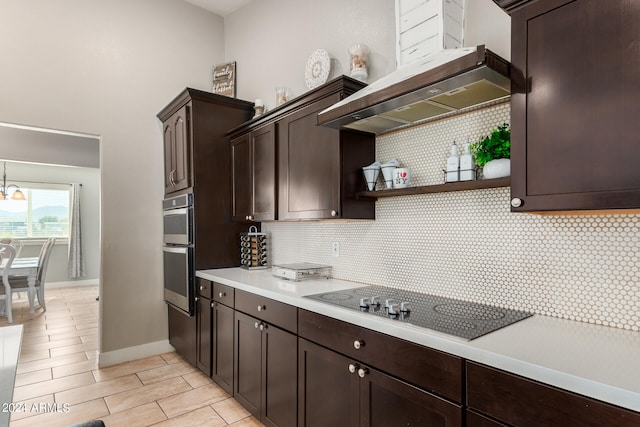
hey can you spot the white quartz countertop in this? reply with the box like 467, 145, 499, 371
197, 268, 640, 412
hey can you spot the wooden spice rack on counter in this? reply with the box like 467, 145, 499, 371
355, 177, 510, 200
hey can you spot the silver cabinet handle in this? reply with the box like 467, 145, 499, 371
199, 285, 204, 291
248, 215, 254, 220
331, 210, 338, 217
353, 340, 364, 350
511, 198, 523, 208
257, 305, 265, 312
211, 301, 215, 308
254, 322, 259, 329
357, 368, 368, 378
194, 297, 199, 302
218, 292, 225, 298
348, 364, 357, 374
259, 323, 265, 331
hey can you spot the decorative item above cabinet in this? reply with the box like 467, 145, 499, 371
501, 0, 640, 212
229, 76, 375, 221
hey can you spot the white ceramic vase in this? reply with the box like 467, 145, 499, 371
482, 158, 510, 179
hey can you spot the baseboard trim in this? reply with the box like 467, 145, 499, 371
48, 279, 99, 289
98, 340, 175, 368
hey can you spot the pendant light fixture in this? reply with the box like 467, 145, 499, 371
0, 162, 26, 201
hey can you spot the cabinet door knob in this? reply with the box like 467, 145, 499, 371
348, 363, 357, 374
257, 305, 265, 312
254, 322, 259, 329
353, 340, 364, 350
248, 215, 254, 221
218, 292, 225, 298
511, 198, 523, 208
331, 210, 338, 217
194, 297, 199, 302
199, 285, 204, 291
357, 368, 368, 378
211, 301, 215, 308
259, 323, 265, 331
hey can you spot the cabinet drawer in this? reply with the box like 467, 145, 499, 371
196, 278, 212, 299
299, 309, 462, 403
213, 282, 234, 307
467, 361, 640, 427
235, 290, 297, 333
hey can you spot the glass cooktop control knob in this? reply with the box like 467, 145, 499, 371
384, 299, 397, 309
400, 302, 411, 313
387, 303, 400, 316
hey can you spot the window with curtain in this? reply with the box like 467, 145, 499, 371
0, 183, 71, 239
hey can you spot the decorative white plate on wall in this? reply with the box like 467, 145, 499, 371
305, 49, 331, 89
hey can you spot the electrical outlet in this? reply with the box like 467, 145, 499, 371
331, 242, 340, 258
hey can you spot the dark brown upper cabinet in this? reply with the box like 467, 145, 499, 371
231, 122, 277, 222
501, 0, 640, 212
228, 76, 375, 221
277, 79, 375, 220
162, 104, 191, 194
158, 88, 254, 197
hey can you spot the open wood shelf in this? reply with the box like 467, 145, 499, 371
356, 177, 510, 200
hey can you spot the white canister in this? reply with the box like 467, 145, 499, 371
393, 168, 411, 188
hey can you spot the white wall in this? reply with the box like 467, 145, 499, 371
224, 0, 511, 107
464, 0, 511, 60
0, 0, 226, 358
3, 161, 100, 284
224, 0, 397, 109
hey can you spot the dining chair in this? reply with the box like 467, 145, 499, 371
0, 238, 23, 258
0, 244, 17, 323
9, 237, 56, 313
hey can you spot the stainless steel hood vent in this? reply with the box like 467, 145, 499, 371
317, 45, 510, 135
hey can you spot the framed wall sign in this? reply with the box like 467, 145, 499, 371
212, 61, 236, 97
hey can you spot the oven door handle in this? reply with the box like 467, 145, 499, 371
163, 246, 188, 254
163, 208, 190, 216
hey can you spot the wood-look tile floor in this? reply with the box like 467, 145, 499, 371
0, 286, 264, 427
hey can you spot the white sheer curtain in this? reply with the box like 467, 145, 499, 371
68, 183, 86, 278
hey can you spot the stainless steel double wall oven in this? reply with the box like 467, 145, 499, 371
163, 193, 195, 315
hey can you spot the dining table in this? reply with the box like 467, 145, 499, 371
0, 257, 39, 314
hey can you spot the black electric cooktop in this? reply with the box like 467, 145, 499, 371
304, 285, 532, 341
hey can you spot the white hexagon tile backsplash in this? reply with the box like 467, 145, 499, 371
262, 102, 640, 332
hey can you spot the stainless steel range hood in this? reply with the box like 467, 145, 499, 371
317, 45, 510, 135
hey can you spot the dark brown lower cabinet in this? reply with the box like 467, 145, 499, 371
195, 293, 212, 376
465, 410, 508, 427
467, 361, 640, 427
211, 302, 234, 393
298, 338, 462, 427
298, 338, 357, 426
167, 303, 196, 366
234, 311, 297, 427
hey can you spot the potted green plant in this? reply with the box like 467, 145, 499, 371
470, 123, 511, 179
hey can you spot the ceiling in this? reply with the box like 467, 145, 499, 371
183, 0, 254, 16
